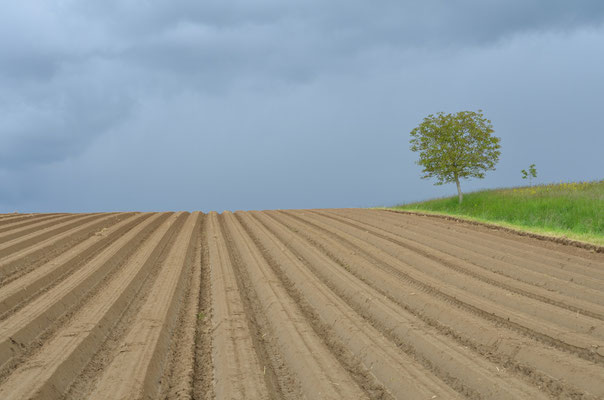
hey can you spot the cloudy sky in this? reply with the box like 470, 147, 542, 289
1, 1, 603, 212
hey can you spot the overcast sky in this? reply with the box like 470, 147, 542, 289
1, 1, 603, 212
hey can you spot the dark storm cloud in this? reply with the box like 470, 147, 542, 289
1, 1, 604, 211
0, 90, 131, 168
72, 1, 604, 86
78, 1, 604, 38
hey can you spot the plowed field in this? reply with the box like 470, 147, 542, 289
0, 209, 602, 399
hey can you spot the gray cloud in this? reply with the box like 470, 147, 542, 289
1, 1, 604, 211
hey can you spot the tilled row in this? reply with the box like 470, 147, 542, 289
0, 210, 601, 399
271, 210, 604, 398
0, 212, 201, 399
299, 211, 604, 357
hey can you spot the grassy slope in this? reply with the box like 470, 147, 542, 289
388, 180, 604, 246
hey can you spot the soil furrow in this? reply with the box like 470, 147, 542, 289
255, 211, 549, 400
236, 212, 395, 400
0, 214, 97, 250
88, 212, 200, 399
0, 214, 66, 234
379, 209, 604, 269
218, 214, 300, 400
0, 213, 168, 373
221, 211, 369, 399
0, 213, 148, 318
0, 214, 51, 226
192, 217, 214, 400
240, 211, 460, 400
275, 210, 604, 399
0, 213, 181, 399
0, 209, 599, 399
291, 210, 604, 365
306, 210, 604, 357
0, 214, 82, 241
0, 213, 137, 283
336, 209, 604, 291
162, 214, 207, 399
205, 212, 269, 399
319, 210, 604, 315
64, 213, 188, 399
0, 214, 109, 265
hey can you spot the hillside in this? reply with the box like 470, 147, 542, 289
390, 180, 604, 245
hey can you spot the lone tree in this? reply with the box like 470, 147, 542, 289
410, 110, 501, 204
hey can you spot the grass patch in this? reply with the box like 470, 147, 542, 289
387, 180, 604, 246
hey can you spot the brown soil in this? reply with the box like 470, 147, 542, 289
0, 209, 602, 399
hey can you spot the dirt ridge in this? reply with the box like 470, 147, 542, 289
383, 208, 604, 253
0, 210, 602, 399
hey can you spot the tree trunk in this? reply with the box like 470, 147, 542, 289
455, 177, 463, 204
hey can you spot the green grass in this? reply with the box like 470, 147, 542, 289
387, 180, 604, 246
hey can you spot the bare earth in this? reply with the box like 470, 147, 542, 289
0, 209, 602, 399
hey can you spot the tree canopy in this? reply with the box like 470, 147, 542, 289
409, 110, 501, 203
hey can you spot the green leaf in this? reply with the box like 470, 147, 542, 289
409, 110, 501, 187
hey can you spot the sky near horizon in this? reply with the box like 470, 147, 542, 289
1, 1, 603, 213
